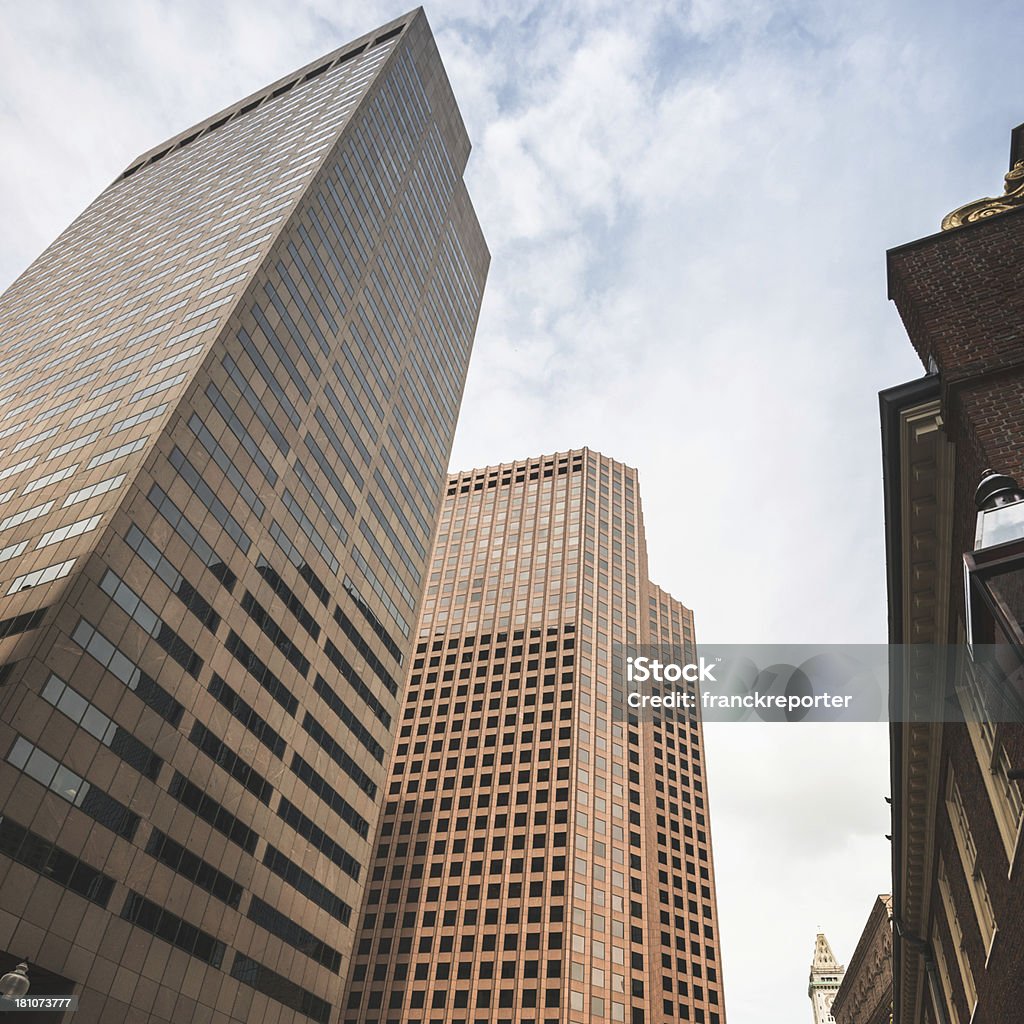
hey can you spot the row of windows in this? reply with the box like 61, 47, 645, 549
255, 556, 320, 638
206, 380, 278, 486
240, 590, 310, 676
146, 827, 243, 909
100, 570, 203, 678
188, 412, 266, 519
323, 638, 391, 728
121, 890, 226, 968
302, 712, 377, 799
247, 894, 342, 973
277, 796, 361, 881
342, 574, 403, 660
0, 815, 115, 908
312, 671, 385, 763
7, 736, 140, 840
41, 673, 162, 780
124, 524, 220, 632
225, 629, 299, 715
268, 520, 330, 604
72, 617, 185, 726
167, 771, 258, 854
349, 986, 564, 1011
208, 673, 287, 758
147, 484, 237, 591
169, 446, 252, 554
231, 952, 332, 1024
356, 928, 566, 959
189, 721, 273, 805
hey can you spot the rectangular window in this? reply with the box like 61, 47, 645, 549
937, 854, 978, 1016
956, 656, 1024, 862
0, 541, 27, 563
947, 768, 998, 954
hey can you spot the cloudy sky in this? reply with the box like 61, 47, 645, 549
2, 1, 1023, 1020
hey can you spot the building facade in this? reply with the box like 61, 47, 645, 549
808, 932, 845, 1024
0, 10, 488, 1023
831, 895, 892, 1024
882, 123, 1024, 1023
342, 449, 726, 1024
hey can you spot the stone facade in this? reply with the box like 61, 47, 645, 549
832, 896, 892, 1024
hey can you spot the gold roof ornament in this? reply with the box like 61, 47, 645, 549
942, 159, 1024, 229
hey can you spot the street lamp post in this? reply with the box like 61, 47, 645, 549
0, 962, 30, 1001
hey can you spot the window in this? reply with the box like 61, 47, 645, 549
946, 767, 998, 954
7, 736, 139, 839
7, 559, 75, 595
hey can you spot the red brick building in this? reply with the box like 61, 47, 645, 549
882, 124, 1024, 1023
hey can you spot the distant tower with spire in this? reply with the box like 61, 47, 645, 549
808, 931, 846, 1023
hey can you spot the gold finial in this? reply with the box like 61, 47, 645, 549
941, 159, 1024, 230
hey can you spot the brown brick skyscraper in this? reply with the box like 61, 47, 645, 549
0, 10, 487, 1023
343, 450, 726, 1024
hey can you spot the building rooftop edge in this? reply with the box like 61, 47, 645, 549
118, 8, 423, 181
446, 448, 640, 482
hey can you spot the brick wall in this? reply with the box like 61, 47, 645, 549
888, 205, 1024, 1022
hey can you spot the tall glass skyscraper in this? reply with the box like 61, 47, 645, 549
0, 10, 487, 1023
342, 450, 726, 1024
